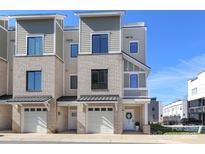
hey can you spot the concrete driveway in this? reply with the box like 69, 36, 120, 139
0, 132, 205, 144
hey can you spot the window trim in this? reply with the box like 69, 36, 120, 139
26, 70, 42, 92
91, 69, 108, 90
26, 34, 44, 56
124, 72, 147, 90
90, 32, 110, 54
70, 74, 78, 90
70, 43, 79, 58
129, 40, 139, 54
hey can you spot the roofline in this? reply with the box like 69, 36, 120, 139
74, 11, 125, 17
122, 51, 151, 70
5, 14, 66, 20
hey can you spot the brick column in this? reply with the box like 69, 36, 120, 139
47, 100, 57, 133
77, 104, 86, 134
12, 105, 21, 133
114, 101, 123, 134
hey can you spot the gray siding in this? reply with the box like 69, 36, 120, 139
0, 20, 8, 29
7, 31, 15, 95
80, 16, 120, 53
0, 27, 8, 59
16, 19, 54, 55
122, 27, 146, 64
56, 22, 63, 59
64, 30, 79, 96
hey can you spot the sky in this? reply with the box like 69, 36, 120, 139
1, 10, 205, 104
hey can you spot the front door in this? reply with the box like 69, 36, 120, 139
68, 110, 77, 130
123, 109, 135, 131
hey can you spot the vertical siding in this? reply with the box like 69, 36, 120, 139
16, 19, 54, 55
122, 27, 146, 64
64, 30, 79, 96
55, 22, 63, 59
80, 16, 120, 53
0, 27, 8, 59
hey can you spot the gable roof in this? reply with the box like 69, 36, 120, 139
122, 51, 151, 73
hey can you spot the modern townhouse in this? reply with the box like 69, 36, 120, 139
163, 100, 187, 125
188, 71, 205, 125
0, 11, 151, 134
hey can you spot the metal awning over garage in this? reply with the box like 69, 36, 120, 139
6, 95, 52, 104
78, 95, 119, 101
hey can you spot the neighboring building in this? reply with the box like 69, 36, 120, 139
188, 71, 205, 125
148, 97, 162, 123
162, 100, 187, 125
0, 11, 151, 134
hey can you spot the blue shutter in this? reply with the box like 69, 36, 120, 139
130, 42, 138, 53
35, 71, 41, 91
130, 74, 138, 88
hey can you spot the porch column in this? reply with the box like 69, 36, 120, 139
144, 103, 148, 125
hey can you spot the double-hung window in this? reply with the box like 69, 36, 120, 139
27, 36, 43, 56
91, 69, 108, 90
130, 74, 138, 88
92, 34, 108, 53
130, 41, 139, 53
70, 44, 78, 58
26, 71, 42, 91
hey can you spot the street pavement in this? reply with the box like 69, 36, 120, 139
0, 133, 205, 144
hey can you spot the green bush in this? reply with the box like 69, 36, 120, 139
150, 124, 185, 134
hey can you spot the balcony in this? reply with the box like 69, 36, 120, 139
189, 107, 203, 113
123, 89, 148, 98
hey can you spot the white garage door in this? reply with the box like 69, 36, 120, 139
23, 107, 47, 133
87, 107, 114, 134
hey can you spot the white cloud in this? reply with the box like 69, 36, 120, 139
148, 53, 205, 104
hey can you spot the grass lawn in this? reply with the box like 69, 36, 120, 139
150, 124, 199, 135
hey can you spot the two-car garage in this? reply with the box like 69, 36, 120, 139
87, 107, 114, 134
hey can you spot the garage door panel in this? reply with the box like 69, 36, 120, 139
23, 108, 47, 133
87, 108, 113, 134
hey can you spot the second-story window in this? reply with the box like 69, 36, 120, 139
130, 74, 138, 88
92, 34, 108, 53
27, 36, 43, 56
70, 44, 78, 58
130, 41, 139, 53
91, 69, 108, 90
26, 71, 42, 92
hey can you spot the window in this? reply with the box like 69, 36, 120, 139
70, 44, 78, 58
43, 108, 47, 112
130, 74, 138, 88
92, 34, 108, 53
24, 108, 29, 112
94, 108, 100, 111
26, 71, 42, 92
30, 108, 35, 112
70, 75, 77, 89
192, 88, 197, 95
130, 41, 139, 53
101, 108, 106, 111
88, 108, 93, 111
152, 107, 155, 111
108, 108, 113, 111
37, 108, 41, 112
91, 69, 108, 90
27, 36, 43, 56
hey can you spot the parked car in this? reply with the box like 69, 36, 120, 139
180, 118, 202, 125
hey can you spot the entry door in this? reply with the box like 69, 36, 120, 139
68, 110, 77, 130
123, 109, 135, 130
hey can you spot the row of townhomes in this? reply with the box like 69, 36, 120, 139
188, 71, 205, 125
0, 11, 151, 134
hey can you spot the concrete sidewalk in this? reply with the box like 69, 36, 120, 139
0, 133, 205, 144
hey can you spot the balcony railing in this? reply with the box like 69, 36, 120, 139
189, 107, 202, 113
123, 89, 148, 98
